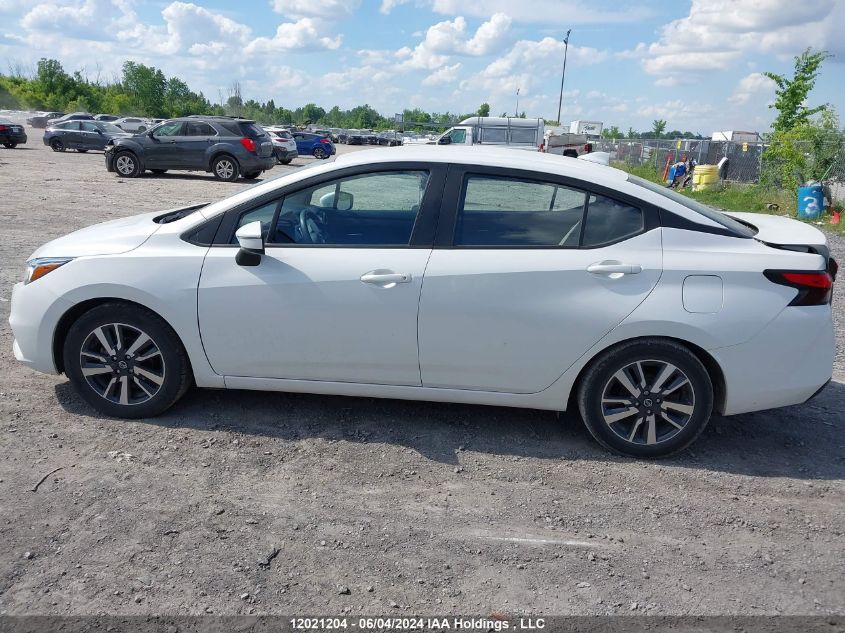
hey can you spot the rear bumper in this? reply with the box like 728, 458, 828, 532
712, 305, 835, 415
1, 132, 27, 144
273, 148, 298, 160
240, 155, 276, 172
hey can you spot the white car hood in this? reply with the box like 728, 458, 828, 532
29, 210, 163, 260
724, 211, 827, 248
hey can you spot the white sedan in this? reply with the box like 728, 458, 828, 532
10, 147, 836, 457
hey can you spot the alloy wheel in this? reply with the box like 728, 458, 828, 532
115, 154, 135, 175
215, 159, 234, 179
600, 359, 695, 446
79, 322, 165, 406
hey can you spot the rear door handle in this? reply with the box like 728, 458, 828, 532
360, 271, 412, 287
587, 261, 643, 275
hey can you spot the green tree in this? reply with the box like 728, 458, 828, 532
764, 48, 830, 132
122, 61, 166, 116
626, 127, 638, 139
477, 102, 490, 117
602, 125, 621, 139
651, 119, 667, 138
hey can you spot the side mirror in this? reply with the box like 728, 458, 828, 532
235, 220, 264, 266
438, 136, 451, 145
317, 191, 353, 211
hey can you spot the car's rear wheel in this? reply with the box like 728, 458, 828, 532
577, 339, 714, 458
3, 142, 16, 148
281, 159, 292, 165
312, 147, 328, 159
138, 126, 146, 132
242, 170, 261, 180
77, 149, 88, 153
212, 154, 239, 182
114, 151, 141, 177
63, 303, 191, 419
150, 169, 167, 174
50, 138, 65, 152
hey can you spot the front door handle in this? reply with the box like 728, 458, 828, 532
360, 271, 412, 287
587, 261, 643, 275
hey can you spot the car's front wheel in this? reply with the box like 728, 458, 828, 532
113, 151, 141, 177
50, 138, 65, 152
212, 154, 239, 181
3, 142, 17, 148
577, 339, 714, 458
63, 303, 191, 418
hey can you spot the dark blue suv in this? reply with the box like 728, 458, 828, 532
291, 131, 335, 159
105, 116, 275, 181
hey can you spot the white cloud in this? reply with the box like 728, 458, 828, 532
414, 0, 649, 24
399, 12, 512, 69
630, 0, 844, 85
730, 72, 777, 104
380, 0, 409, 14
422, 62, 462, 85
271, 0, 360, 19
245, 17, 342, 53
22, 0, 135, 40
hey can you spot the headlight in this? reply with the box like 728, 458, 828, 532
25, 257, 73, 284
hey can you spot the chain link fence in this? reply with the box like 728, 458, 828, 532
593, 137, 845, 204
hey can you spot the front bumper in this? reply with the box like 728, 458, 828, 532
10, 281, 72, 374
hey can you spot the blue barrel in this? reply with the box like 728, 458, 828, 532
667, 165, 676, 183
797, 185, 824, 220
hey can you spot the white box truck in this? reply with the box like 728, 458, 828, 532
431, 117, 544, 150
569, 120, 603, 136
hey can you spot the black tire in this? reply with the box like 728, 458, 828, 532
563, 150, 578, 158
3, 142, 16, 148
577, 339, 714, 458
212, 154, 239, 181
113, 150, 141, 178
150, 169, 167, 174
77, 149, 88, 153
138, 126, 146, 132
281, 159, 292, 165
242, 170, 261, 180
312, 146, 328, 159
63, 303, 191, 419
50, 138, 65, 152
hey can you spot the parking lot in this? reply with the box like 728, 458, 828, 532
0, 133, 843, 617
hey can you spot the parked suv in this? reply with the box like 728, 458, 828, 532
104, 117, 275, 181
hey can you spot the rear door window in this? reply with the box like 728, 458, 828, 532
456, 175, 586, 246
185, 121, 216, 136
581, 195, 644, 247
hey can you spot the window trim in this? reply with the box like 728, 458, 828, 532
208, 162, 447, 249
434, 164, 659, 250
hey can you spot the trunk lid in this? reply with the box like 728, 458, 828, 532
724, 211, 829, 257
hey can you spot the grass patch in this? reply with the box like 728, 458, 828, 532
612, 161, 844, 235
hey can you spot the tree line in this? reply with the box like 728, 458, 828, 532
0, 58, 498, 131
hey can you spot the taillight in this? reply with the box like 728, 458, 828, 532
240, 137, 256, 152
585, 143, 593, 153
764, 269, 834, 306
319, 138, 331, 144
0, 125, 8, 132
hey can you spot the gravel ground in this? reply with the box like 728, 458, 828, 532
0, 121, 843, 618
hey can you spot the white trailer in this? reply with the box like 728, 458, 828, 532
432, 117, 544, 150
569, 120, 603, 136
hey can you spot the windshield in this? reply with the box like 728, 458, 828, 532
627, 175, 757, 237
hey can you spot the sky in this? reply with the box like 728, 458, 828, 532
1, 0, 843, 134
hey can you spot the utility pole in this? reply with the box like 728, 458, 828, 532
514, 87, 520, 117
556, 29, 571, 126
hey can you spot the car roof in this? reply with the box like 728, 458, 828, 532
333, 145, 629, 185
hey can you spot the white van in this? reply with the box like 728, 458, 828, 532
432, 117, 544, 150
